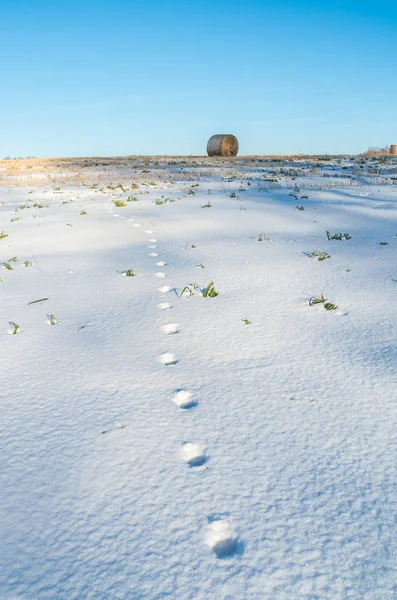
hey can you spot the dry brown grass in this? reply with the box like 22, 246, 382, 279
0, 153, 391, 188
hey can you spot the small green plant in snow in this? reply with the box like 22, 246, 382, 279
180, 285, 194, 297
203, 281, 218, 297
308, 249, 330, 261
326, 231, 352, 241
48, 314, 61, 325
1, 262, 13, 270
9, 321, 21, 334
324, 302, 337, 311
309, 293, 325, 305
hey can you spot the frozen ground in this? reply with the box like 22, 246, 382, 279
1, 155, 397, 599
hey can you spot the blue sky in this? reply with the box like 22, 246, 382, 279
1, 0, 396, 156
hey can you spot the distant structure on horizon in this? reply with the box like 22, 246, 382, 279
390, 145, 397, 156
207, 134, 239, 157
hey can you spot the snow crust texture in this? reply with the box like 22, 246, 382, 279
1, 155, 397, 599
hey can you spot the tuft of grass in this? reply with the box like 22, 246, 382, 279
202, 201, 212, 208
48, 314, 61, 325
180, 281, 218, 298
28, 297, 48, 305
308, 249, 330, 261
11, 217, 21, 222
379, 241, 388, 246
230, 192, 237, 198
33, 202, 48, 209
258, 233, 274, 241
242, 319, 251, 324
324, 302, 337, 311
9, 321, 21, 334
120, 269, 136, 277
309, 294, 337, 311
180, 285, 194, 297
309, 293, 325, 306
188, 188, 195, 195
24, 260, 33, 267
127, 195, 139, 202
115, 183, 128, 192
203, 281, 218, 298
113, 199, 127, 207
155, 197, 174, 205
296, 205, 305, 210
1, 262, 13, 270
80, 209, 87, 215
0, 231, 8, 240
326, 231, 352, 241
8, 257, 19, 263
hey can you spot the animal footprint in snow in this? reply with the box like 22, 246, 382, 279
181, 442, 206, 466
161, 323, 179, 334
155, 272, 167, 278
205, 521, 238, 557
172, 390, 194, 408
158, 352, 178, 366
149, 252, 159, 257
148, 245, 157, 249
133, 223, 142, 227
145, 229, 153, 234
158, 302, 172, 310
156, 261, 166, 267
148, 238, 157, 243
158, 285, 171, 293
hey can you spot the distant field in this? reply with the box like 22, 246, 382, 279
1, 153, 397, 188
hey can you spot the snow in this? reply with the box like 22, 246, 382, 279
1, 155, 397, 599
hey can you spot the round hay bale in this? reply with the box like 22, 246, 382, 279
390, 145, 397, 156
207, 134, 239, 157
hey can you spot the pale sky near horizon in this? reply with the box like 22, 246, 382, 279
1, 0, 397, 157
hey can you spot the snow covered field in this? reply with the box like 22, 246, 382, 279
1, 155, 397, 599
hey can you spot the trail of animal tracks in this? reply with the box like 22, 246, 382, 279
1, 156, 397, 599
